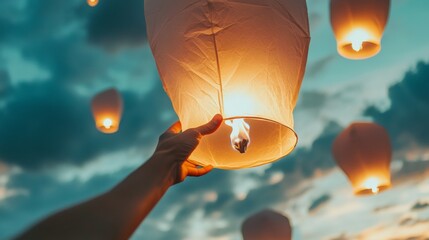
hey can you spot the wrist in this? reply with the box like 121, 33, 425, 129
147, 152, 179, 186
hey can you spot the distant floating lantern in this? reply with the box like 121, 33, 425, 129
330, 0, 390, 60
242, 209, 292, 240
87, 0, 99, 7
145, 0, 310, 169
91, 88, 123, 134
332, 122, 392, 195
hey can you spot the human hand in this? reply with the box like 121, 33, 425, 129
154, 114, 223, 184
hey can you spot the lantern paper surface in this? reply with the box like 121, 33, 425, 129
330, 0, 390, 60
241, 209, 292, 240
145, 0, 310, 169
87, 0, 99, 7
332, 122, 392, 195
91, 88, 123, 134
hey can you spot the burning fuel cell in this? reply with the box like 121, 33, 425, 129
225, 119, 251, 154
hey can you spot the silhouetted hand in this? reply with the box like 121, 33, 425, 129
15, 114, 223, 240
154, 114, 223, 184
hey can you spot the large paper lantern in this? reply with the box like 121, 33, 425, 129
91, 88, 123, 134
145, 0, 310, 169
330, 0, 390, 60
242, 209, 292, 240
332, 122, 392, 195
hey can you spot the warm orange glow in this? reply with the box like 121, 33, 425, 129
87, 0, 99, 7
91, 88, 123, 134
363, 177, 380, 194
225, 119, 250, 153
333, 122, 392, 195
330, 0, 390, 59
103, 118, 113, 129
346, 28, 371, 52
145, 0, 309, 169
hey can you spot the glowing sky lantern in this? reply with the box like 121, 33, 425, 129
87, 0, 99, 7
330, 0, 390, 60
332, 122, 392, 195
91, 88, 123, 134
242, 209, 292, 240
145, 0, 310, 169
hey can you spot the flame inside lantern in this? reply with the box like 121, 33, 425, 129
225, 119, 251, 154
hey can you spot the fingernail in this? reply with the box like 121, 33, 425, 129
214, 114, 222, 122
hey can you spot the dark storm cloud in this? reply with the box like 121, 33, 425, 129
86, 0, 147, 50
365, 61, 429, 153
308, 193, 331, 213
0, 80, 173, 170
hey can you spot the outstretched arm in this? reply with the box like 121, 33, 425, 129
16, 114, 223, 240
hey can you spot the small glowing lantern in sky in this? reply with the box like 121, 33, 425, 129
332, 122, 392, 195
330, 0, 390, 60
87, 0, 99, 7
91, 88, 123, 134
145, 0, 310, 169
242, 209, 292, 240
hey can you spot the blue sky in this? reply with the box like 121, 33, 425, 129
1, 0, 429, 239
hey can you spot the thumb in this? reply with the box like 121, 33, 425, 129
193, 114, 223, 136
166, 121, 182, 134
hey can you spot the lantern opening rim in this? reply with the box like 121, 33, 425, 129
354, 183, 391, 196
337, 41, 381, 60
189, 116, 298, 170
97, 125, 119, 134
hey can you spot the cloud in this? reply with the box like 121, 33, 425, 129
0, 79, 173, 170
86, 0, 147, 51
365, 61, 429, 155
364, 61, 429, 184
393, 159, 429, 183
0, 69, 10, 96
0, 0, 174, 173
373, 204, 395, 213
309, 12, 323, 30
329, 234, 350, 240
411, 201, 429, 211
267, 121, 342, 178
154, 121, 344, 239
298, 91, 328, 111
306, 55, 336, 78
0, 167, 133, 239
308, 194, 331, 213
